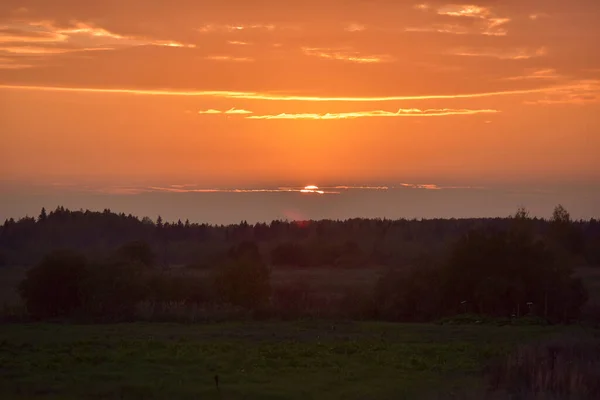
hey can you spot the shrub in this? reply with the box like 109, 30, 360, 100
80, 261, 147, 320
19, 250, 87, 319
114, 241, 155, 267
215, 242, 271, 310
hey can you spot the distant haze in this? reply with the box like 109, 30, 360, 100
1, 182, 598, 224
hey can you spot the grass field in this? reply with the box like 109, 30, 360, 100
0, 321, 583, 400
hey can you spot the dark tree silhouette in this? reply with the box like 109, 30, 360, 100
19, 250, 87, 319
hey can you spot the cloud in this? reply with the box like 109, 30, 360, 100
327, 185, 389, 190
449, 46, 547, 60
0, 83, 572, 102
225, 107, 253, 114
205, 55, 254, 62
405, 24, 469, 35
228, 40, 250, 45
39, 182, 485, 196
0, 27, 66, 43
0, 21, 195, 58
198, 108, 253, 114
246, 108, 499, 120
0, 56, 32, 69
504, 68, 561, 81
302, 47, 393, 63
436, 5, 491, 18
529, 13, 549, 21
411, 3, 510, 36
345, 23, 366, 32
524, 79, 600, 105
399, 183, 483, 190
145, 186, 339, 195
0, 45, 113, 55
400, 183, 442, 190
197, 24, 276, 33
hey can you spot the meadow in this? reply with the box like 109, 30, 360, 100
2, 259, 599, 399
0, 321, 584, 400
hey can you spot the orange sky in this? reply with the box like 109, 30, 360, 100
0, 0, 599, 198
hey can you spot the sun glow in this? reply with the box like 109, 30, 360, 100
301, 185, 325, 194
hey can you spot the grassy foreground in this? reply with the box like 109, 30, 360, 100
0, 322, 582, 400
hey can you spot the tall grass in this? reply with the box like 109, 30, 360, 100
485, 335, 600, 399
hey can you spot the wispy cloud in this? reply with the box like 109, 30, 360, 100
205, 55, 254, 62
225, 107, 253, 114
524, 79, 600, 105
400, 183, 442, 190
59, 183, 485, 196
0, 82, 585, 102
246, 108, 499, 120
411, 4, 510, 36
345, 23, 366, 32
198, 108, 253, 114
146, 185, 338, 195
449, 46, 547, 60
0, 27, 65, 43
400, 183, 483, 190
197, 109, 223, 114
327, 185, 389, 190
529, 13, 550, 21
504, 68, 561, 81
437, 5, 490, 18
0, 56, 32, 69
0, 21, 195, 57
405, 24, 470, 35
197, 24, 276, 33
0, 45, 113, 55
227, 40, 250, 45
302, 47, 393, 64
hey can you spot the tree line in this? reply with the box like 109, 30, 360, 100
2, 205, 599, 268
12, 205, 594, 324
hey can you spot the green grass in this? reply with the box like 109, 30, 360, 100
0, 321, 582, 400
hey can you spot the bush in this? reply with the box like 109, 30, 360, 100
215, 242, 271, 310
80, 261, 147, 321
374, 266, 442, 322
20, 250, 150, 321
114, 241, 155, 267
19, 250, 88, 319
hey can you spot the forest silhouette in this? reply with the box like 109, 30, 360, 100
3, 205, 598, 323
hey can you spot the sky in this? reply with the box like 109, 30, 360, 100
0, 1, 599, 223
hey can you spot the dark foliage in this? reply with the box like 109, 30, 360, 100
114, 241, 156, 267
81, 260, 147, 320
19, 250, 87, 319
441, 229, 587, 321
373, 221, 588, 323
216, 241, 271, 310
7, 205, 598, 323
1, 206, 597, 268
